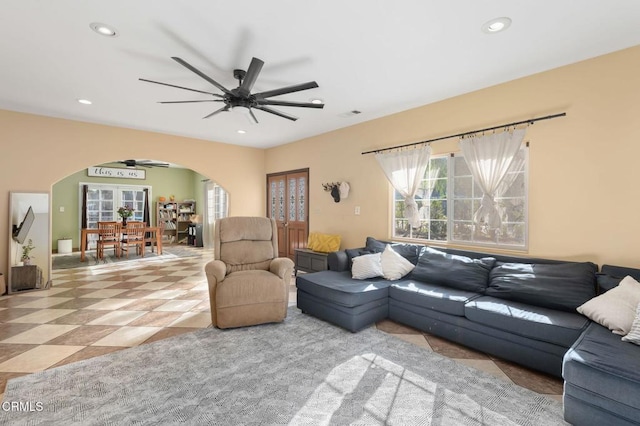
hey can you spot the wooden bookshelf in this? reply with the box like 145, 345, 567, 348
156, 201, 196, 244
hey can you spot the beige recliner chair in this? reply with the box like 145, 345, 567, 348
205, 216, 294, 329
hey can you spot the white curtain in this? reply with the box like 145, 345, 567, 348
459, 128, 526, 229
375, 145, 431, 228
202, 180, 215, 249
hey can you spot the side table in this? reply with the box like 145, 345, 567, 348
10, 265, 42, 292
294, 248, 329, 275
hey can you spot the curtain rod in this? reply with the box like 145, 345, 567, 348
361, 112, 566, 155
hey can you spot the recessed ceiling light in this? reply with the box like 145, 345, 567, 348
77, 99, 92, 105
90, 22, 118, 37
237, 130, 246, 134
481, 17, 512, 34
310, 98, 323, 105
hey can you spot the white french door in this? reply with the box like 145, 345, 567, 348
81, 183, 151, 249
203, 180, 228, 248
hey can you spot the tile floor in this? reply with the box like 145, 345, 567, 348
0, 246, 563, 403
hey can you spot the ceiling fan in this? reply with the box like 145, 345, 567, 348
118, 159, 169, 168
140, 57, 324, 123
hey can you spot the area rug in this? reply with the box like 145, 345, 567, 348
0, 309, 565, 425
52, 245, 205, 270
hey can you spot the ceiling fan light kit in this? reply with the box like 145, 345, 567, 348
140, 56, 324, 123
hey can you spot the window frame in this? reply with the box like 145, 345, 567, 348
390, 146, 529, 251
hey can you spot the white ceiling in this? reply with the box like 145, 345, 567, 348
1, 1, 640, 149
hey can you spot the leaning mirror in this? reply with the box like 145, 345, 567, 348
7, 192, 51, 293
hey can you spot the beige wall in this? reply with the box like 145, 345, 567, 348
266, 45, 640, 268
0, 111, 265, 274
2, 45, 639, 276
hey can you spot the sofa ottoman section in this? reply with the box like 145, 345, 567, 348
465, 296, 590, 347
296, 270, 392, 332
563, 322, 640, 426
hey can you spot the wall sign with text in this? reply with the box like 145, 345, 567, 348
87, 167, 146, 180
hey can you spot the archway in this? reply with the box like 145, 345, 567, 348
50, 159, 228, 266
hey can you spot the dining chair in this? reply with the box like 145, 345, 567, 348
121, 221, 146, 258
97, 221, 121, 259
145, 221, 164, 254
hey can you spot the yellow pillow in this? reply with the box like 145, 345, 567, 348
307, 232, 341, 253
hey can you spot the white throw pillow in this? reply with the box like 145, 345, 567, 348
577, 275, 640, 335
351, 253, 383, 280
622, 303, 640, 345
380, 245, 415, 280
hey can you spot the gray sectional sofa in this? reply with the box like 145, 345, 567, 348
295, 237, 640, 425
562, 264, 640, 426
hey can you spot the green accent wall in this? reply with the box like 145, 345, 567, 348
51, 163, 207, 250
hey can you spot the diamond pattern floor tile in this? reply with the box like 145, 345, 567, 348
0, 246, 563, 401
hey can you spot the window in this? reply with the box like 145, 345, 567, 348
392, 148, 528, 249
82, 183, 151, 249
206, 183, 228, 222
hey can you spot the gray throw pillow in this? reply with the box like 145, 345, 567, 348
411, 246, 496, 292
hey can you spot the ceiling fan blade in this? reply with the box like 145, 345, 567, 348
158, 100, 224, 104
238, 57, 264, 97
254, 106, 298, 121
203, 105, 230, 119
172, 57, 233, 95
254, 81, 319, 99
256, 99, 324, 109
139, 79, 223, 97
248, 109, 259, 124
134, 160, 170, 168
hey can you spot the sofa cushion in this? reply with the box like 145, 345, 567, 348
596, 273, 622, 294
485, 261, 597, 312
601, 264, 640, 282
296, 270, 391, 308
577, 275, 640, 335
345, 248, 373, 266
411, 246, 496, 292
381, 245, 415, 280
564, 322, 640, 415
465, 296, 589, 347
365, 237, 423, 265
351, 253, 383, 280
390, 280, 480, 317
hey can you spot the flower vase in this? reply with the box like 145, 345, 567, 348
122, 217, 127, 227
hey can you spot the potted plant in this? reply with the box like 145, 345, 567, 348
117, 205, 134, 226
21, 239, 35, 265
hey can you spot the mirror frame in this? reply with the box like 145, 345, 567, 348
7, 191, 51, 294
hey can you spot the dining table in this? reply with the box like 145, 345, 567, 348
80, 225, 163, 261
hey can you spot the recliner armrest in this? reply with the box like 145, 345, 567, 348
270, 257, 295, 282
205, 259, 226, 284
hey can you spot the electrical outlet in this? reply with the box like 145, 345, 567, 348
355, 206, 360, 215
59, 206, 65, 213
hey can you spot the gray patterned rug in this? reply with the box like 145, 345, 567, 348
0, 309, 565, 425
